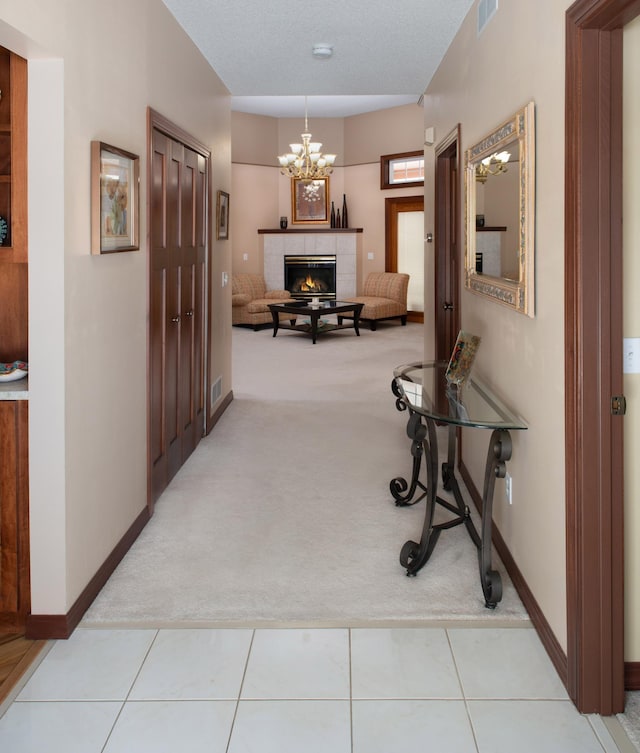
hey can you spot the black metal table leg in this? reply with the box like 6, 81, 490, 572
399, 414, 442, 575
478, 429, 512, 608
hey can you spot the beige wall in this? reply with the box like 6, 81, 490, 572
231, 106, 425, 290
423, 0, 569, 649
0, 0, 232, 614
623, 14, 640, 662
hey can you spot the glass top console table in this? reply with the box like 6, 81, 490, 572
391, 361, 527, 608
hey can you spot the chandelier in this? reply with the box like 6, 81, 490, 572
475, 150, 511, 184
277, 97, 336, 179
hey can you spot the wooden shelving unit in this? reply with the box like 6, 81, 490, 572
0, 46, 29, 634
0, 46, 27, 364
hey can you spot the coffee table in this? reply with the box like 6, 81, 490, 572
267, 300, 364, 344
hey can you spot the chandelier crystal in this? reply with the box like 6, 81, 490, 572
277, 97, 336, 179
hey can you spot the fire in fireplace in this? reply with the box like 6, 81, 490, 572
284, 255, 337, 300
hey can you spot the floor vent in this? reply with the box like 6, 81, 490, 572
477, 0, 498, 35
210, 376, 222, 405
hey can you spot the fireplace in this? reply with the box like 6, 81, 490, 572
284, 255, 337, 301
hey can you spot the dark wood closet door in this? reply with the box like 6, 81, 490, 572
150, 129, 206, 504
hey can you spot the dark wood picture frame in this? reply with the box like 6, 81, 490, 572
216, 190, 229, 240
291, 177, 330, 224
91, 141, 139, 254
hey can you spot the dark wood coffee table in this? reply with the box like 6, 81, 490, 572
267, 300, 364, 344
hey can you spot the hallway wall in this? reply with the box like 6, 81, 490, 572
422, 0, 569, 649
0, 0, 232, 617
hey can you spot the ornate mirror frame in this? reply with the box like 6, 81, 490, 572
464, 101, 535, 317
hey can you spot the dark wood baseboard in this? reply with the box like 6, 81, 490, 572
25, 506, 150, 640
459, 460, 568, 688
625, 662, 640, 691
206, 389, 233, 436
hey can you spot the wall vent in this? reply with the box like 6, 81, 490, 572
477, 0, 498, 35
210, 376, 222, 405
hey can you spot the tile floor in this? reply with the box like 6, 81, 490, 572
0, 625, 631, 753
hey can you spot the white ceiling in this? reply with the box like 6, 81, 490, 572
161, 0, 475, 118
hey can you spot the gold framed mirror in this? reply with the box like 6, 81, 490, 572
464, 101, 535, 317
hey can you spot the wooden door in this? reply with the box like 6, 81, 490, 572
385, 196, 424, 322
0, 400, 29, 631
434, 126, 461, 361
149, 119, 208, 506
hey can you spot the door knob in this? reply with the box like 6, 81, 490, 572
442, 302, 454, 310
185, 310, 194, 317
171, 315, 181, 323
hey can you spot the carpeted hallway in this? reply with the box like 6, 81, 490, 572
82, 321, 528, 627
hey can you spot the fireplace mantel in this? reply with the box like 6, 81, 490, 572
258, 228, 363, 234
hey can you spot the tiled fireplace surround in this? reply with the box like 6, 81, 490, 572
260, 230, 362, 300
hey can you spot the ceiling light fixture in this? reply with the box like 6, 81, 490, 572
277, 96, 336, 179
312, 44, 333, 59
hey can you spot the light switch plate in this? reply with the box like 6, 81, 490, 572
623, 338, 640, 374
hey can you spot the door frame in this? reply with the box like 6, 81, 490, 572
146, 108, 212, 514
434, 124, 461, 361
565, 0, 640, 714
385, 195, 424, 322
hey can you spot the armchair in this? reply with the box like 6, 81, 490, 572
232, 273, 294, 329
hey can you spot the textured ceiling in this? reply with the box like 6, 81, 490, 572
161, 0, 475, 117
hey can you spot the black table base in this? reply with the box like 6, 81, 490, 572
390, 380, 512, 608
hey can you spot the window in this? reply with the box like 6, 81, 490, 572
380, 151, 425, 189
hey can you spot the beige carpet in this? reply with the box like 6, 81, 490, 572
82, 321, 529, 627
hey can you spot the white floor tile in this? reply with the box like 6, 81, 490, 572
129, 628, 252, 700
16, 629, 156, 701
469, 700, 606, 753
228, 700, 351, 753
0, 701, 121, 753
352, 700, 477, 753
351, 627, 463, 699
103, 700, 237, 753
448, 627, 568, 699
241, 628, 350, 699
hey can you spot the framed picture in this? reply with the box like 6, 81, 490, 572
445, 330, 481, 387
91, 141, 139, 254
291, 177, 330, 225
216, 190, 230, 239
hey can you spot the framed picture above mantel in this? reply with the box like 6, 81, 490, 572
291, 177, 330, 225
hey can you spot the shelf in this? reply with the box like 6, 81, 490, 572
258, 227, 363, 234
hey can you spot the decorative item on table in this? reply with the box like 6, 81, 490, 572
336, 208, 341, 227
445, 331, 481, 387
280, 216, 288, 229
330, 201, 336, 228
341, 194, 348, 228
0, 215, 7, 246
475, 214, 485, 228
0, 360, 28, 382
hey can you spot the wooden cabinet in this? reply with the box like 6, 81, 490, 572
0, 47, 27, 365
0, 400, 29, 630
0, 47, 27, 260
0, 47, 29, 632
